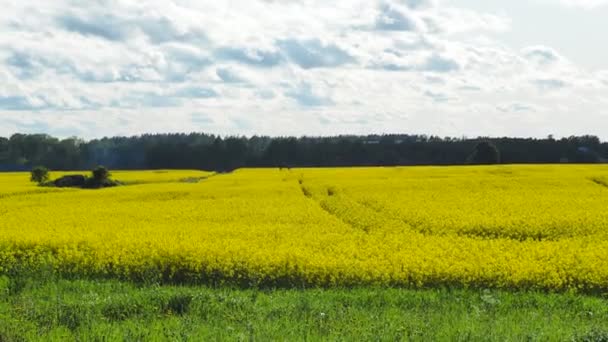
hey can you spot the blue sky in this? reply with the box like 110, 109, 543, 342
1, 0, 607, 139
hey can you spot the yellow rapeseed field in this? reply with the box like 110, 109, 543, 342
1, 165, 608, 292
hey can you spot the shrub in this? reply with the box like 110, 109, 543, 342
30, 166, 50, 184
83, 177, 120, 189
43, 167, 120, 189
83, 166, 120, 189
92, 166, 110, 182
54, 175, 86, 188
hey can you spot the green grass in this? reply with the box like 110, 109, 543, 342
0, 277, 607, 341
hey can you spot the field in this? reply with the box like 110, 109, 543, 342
1, 165, 608, 339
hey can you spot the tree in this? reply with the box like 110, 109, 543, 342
1, 132, 608, 170
468, 141, 500, 164
0, 137, 9, 163
92, 166, 110, 182
30, 166, 50, 184
574, 147, 601, 163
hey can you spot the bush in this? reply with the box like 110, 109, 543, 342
83, 177, 120, 189
41, 167, 121, 189
92, 166, 110, 182
30, 166, 50, 184
82, 166, 120, 189
54, 175, 86, 188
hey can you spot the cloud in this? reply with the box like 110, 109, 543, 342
373, 63, 411, 71
522, 46, 563, 65
135, 18, 207, 45
0, 96, 41, 110
599, 71, 608, 85
122, 92, 181, 108
430, 8, 511, 34
163, 46, 212, 81
0, 0, 606, 139
6, 51, 44, 79
375, 3, 424, 32
420, 54, 461, 73
232, 117, 253, 130
277, 39, 355, 69
424, 90, 451, 103
285, 83, 334, 107
369, 50, 461, 73
214, 47, 282, 68
255, 89, 276, 100
399, 0, 437, 10
459, 85, 481, 91
497, 103, 538, 113
556, 0, 608, 9
532, 78, 568, 90
0, 91, 97, 111
57, 12, 207, 45
173, 86, 218, 99
5, 48, 165, 83
6, 51, 67, 80
191, 112, 213, 124
57, 14, 130, 41
2, 118, 52, 136
216, 67, 246, 83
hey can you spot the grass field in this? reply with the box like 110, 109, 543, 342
1, 277, 607, 341
1, 165, 608, 339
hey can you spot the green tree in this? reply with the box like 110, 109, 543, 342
468, 141, 500, 164
30, 166, 50, 184
92, 166, 110, 182
0, 137, 9, 163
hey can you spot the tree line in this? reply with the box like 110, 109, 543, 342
0, 133, 605, 172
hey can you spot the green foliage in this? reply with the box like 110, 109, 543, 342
39, 167, 121, 189
82, 177, 120, 189
1, 133, 607, 171
83, 166, 120, 189
468, 141, 501, 164
91, 166, 110, 182
30, 166, 50, 184
51, 175, 85, 188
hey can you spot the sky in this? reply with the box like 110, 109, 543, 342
1, 0, 607, 139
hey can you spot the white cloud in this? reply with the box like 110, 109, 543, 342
216, 67, 247, 84
284, 82, 334, 107
0, 0, 606, 139
522, 46, 564, 65
375, 2, 427, 32
497, 102, 539, 113
556, 0, 608, 9
428, 8, 511, 34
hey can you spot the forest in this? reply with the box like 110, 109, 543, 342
0, 133, 605, 171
